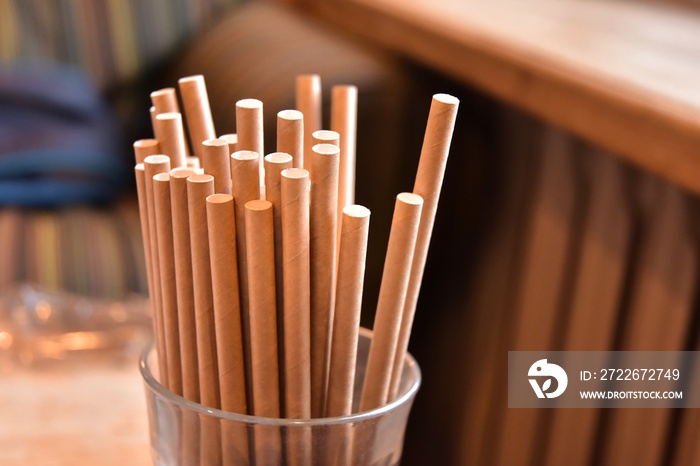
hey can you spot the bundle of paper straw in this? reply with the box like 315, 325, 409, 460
134, 74, 459, 420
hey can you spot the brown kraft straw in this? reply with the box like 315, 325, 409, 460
280, 167, 313, 466
245, 199, 282, 465
153, 173, 184, 396
265, 152, 294, 379
236, 99, 265, 189
186, 174, 220, 409
296, 75, 322, 172
220, 133, 238, 155
388, 94, 459, 399
331, 85, 358, 210
277, 110, 304, 169
186, 157, 200, 170
133, 139, 160, 164
155, 112, 188, 169
151, 87, 180, 115
326, 205, 370, 417
280, 168, 312, 419
360, 192, 424, 411
144, 155, 172, 387
309, 143, 340, 418
312, 129, 339, 148
178, 75, 216, 158
206, 194, 247, 414
134, 163, 157, 372
170, 168, 200, 402
202, 139, 232, 194
230, 150, 261, 409
245, 200, 281, 413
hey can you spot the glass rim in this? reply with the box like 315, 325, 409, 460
139, 326, 422, 426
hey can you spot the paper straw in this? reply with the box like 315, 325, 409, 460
236, 99, 264, 189
186, 157, 200, 171
134, 164, 157, 367
151, 87, 180, 114
331, 85, 358, 209
280, 168, 312, 419
388, 94, 459, 399
280, 169, 312, 466
230, 150, 261, 408
153, 172, 183, 396
149, 106, 159, 140
220, 133, 238, 155
155, 112, 188, 169
245, 199, 281, 417
133, 139, 160, 164
264, 152, 294, 357
202, 139, 232, 194
326, 205, 370, 417
187, 174, 220, 409
296, 75, 322, 172
309, 143, 340, 418
277, 110, 304, 169
244, 198, 282, 466
206, 194, 247, 415
360, 192, 424, 411
312, 130, 339, 148
179, 75, 216, 158
144, 155, 171, 387
170, 167, 200, 402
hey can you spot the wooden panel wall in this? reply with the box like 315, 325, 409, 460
447, 108, 699, 466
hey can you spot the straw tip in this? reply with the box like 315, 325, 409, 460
332, 84, 358, 94
203, 138, 228, 148
134, 139, 159, 148
178, 74, 204, 84
281, 167, 309, 180
153, 172, 170, 182
297, 74, 321, 82
433, 93, 459, 106
150, 88, 175, 97
245, 199, 272, 211
278, 109, 303, 121
207, 193, 233, 204
144, 154, 170, 165
232, 150, 259, 161
170, 167, 197, 179
236, 98, 263, 109
265, 152, 293, 164
397, 192, 424, 206
187, 173, 214, 183
312, 143, 340, 155
313, 130, 339, 141
343, 204, 371, 218
155, 112, 182, 121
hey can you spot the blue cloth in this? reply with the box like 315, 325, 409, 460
0, 61, 129, 206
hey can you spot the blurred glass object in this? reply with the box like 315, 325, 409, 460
0, 284, 152, 371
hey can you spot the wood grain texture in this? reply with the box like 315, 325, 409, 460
309, 0, 700, 195
544, 151, 633, 466
0, 364, 149, 466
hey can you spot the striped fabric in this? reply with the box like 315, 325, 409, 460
0, 0, 242, 90
0, 0, 242, 299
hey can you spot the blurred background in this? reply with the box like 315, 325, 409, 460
1, 0, 700, 465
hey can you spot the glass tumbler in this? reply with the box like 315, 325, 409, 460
140, 327, 421, 466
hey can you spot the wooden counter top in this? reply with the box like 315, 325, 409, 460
0, 361, 150, 466
310, 0, 700, 194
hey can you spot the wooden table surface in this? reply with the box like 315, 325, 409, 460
310, 0, 700, 194
0, 358, 151, 466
